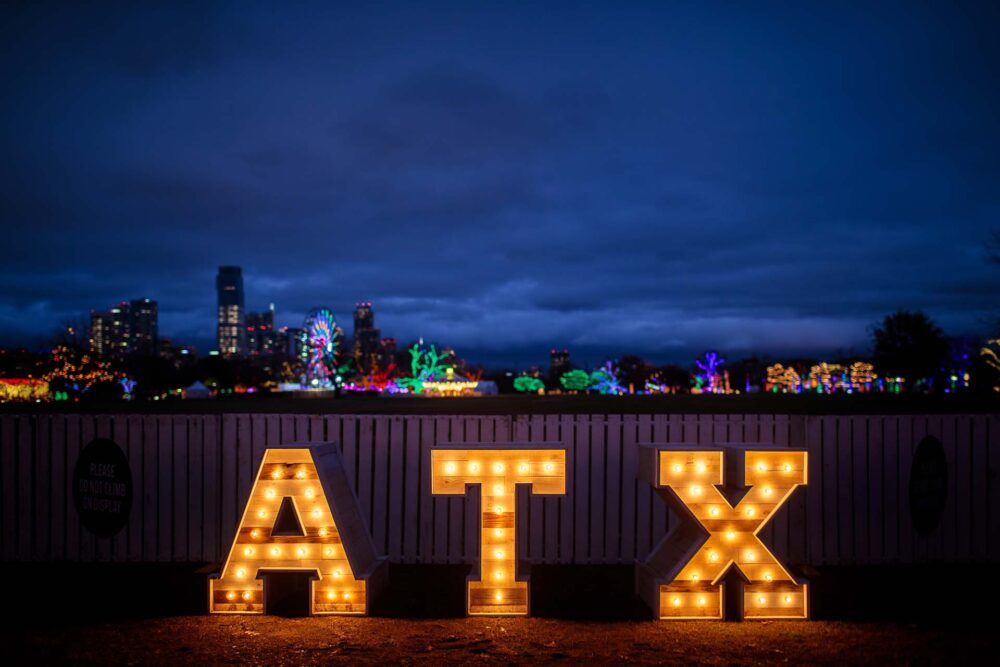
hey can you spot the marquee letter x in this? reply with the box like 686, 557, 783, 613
637, 446, 808, 619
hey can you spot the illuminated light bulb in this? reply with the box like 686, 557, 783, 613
236, 568, 246, 578
493, 484, 504, 496
495, 591, 503, 602
672, 464, 683, 473
494, 570, 503, 580
226, 591, 236, 601
469, 462, 480, 473
297, 547, 307, 556
690, 485, 701, 496
244, 547, 254, 557
242, 591, 252, 601
672, 597, 681, 607
493, 462, 505, 474
758, 596, 766, 605
745, 507, 756, 517
334, 569, 343, 578
697, 597, 706, 606
784, 595, 792, 603
326, 591, 336, 601
250, 529, 259, 539
762, 487, 773, 496
691, 573, 700, 582
709, 507, 719, 517
494, 528, 503, 538
265, 488, 276, 499
726, 531, 736, 541
271, 469, 282, 480
257, 510, 267, 519
296, 469, 307, 479
343, 592, 351, 601
745, 551, 755, 561
444, 462, 457, 474
757, 462, 766, 472
783, 463, 792, 472
543, 462, 555, 473
764, 573, 773, 582
518, 463, 529, 474
696, 461, 706, 473
305, 488, 315, 499
494, 505, 504, 515
271, 547, 280, 556
494, 549, 504, 559
312, 508, 322, 518
318, 528, 328, 537
325, 547, 335, 557
708, 552, 719, 562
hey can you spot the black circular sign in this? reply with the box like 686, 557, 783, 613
73, 438, 133, 538
909, 436, 948, 536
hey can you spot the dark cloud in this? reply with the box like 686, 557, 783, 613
0, 1, 998, 364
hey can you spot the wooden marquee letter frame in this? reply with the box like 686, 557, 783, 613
210, 443, 387, 615
636, 444, 808, 620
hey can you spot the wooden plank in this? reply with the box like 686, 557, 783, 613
0, 417, 13, 559
448, 416, 466, 563
236, 416, 253, 539
757, 414, 776, 549
558, 414, 574, 563
837, 416, 855, 563
589, 415, 606, 563
804, 416, 824, 565
78, 415, 98, 561
387, 416, 405, 562
339, 415, 358, 494
202, 415, 220, 562
93, 416, 114, 561
867, 416, 885, 563
295, 414, 310, 442
418, 417, 435, 563
466, 416, 485, 563
634, 414, 653, 560
771, 415, 792, 563
572, 414, 590, 563
897, 413, 915, 563
310, 414, 325, 443
528, 415, 546, 562
821, 416, 839, 565
649, 414, 670, 549
851, 416, 869, 564
111, 416, 129, 562
251, 414, 268, 491
187, 416, 204, 562
172, 416, 189, 562
141, 415, 158, 562
619, 414, 638, 563
882, 416, 899, 562
157, 417, 172, 562
955, 415, 972, 561
402, 416, 421, 563
16, 416, 34, 561
63, 415, 82, 560
126, 415, 143, 561
603, 414, 622, 564
357, 416, 376, 553
787, 415, 808, 564
219, 415, 238, 563
988, 416, 1000, 560
543, 414, 561, 563
371, 416, 391, 557
35, 416, 51, 561
432, 417, 449, 563
49, 416, 68, 561
938, 415, 957, 562
970, 416, 988, 561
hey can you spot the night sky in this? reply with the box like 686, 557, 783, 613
2, 2, 998, 366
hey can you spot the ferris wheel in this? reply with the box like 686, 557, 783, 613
303, 307, 339, 387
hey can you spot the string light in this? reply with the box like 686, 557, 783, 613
518, 463, 529, 474
543, 462, 555, 473
445, 462, 457, 474
493, 462, 505, 474
265, 488, 276, 499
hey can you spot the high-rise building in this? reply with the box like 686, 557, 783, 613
216, 266, 245, 356
352, 302, 381, 373
246, 305, 276, 356
129, 298, 158, 356
89, 311, 113, 358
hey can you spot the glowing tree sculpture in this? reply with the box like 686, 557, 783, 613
695, 351, 726, 394
559, 369, 591, 392
397, 343, 453, 394
304, 308, 340, 388
513, 376, 545, 393
590, 361, 625, 395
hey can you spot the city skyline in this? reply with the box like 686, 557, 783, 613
2, 3, 998, 366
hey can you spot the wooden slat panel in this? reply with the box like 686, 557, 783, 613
820, 416, 838, 564
33, 416, 50, 561
649, 415, 670, 547
156, 417, 172, 562
604, 414, 622, 564
634, 414, 653, 560
466, 416, 485, 563
771, 415, 791, 561
588, 415, 606, 563
897, 414, 914, 563
970, 416, 988, 561
988, 416, 1000, 560
837, 416, 854, 563
543, 414, 561, 563
851, 416, 869, 564
804, 416, 823, 564
955, 416, 972, 561
882, 416, 899, 562
79, 416, 99, 561
172, 416, 188, 561
16, 416, 34, 561
201, 415, 220, 562
187, 416, 203, 562
219, 415, 238, 563
867, 416, 885, 563
93, 416, 114, 562
387, 416, 405, 562
111, 416, 129, 562
356, 416, 376, 553
572, 414, 589, 563
126, 416, 143, 561
140, 416, 157, 562
619, 414, 638, 563
557, 414, 574, 563
402, 416, 421, 564
787, 415, 808, 564
529, 414, 546, 562
0, 417, 13, 560
432, 417, 449, 563
418, 416, 435, 563
372, 416, 391, 556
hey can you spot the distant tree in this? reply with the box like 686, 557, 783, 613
48, 316, 90, 351
560, 369, 591, 392
654, 364, 691, 392
871, 310, 949, 389
513, 376, 545, 393
618, 355, 652, 391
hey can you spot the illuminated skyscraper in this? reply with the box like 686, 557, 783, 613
352, 302, 381, 373
129, 298, 158, 356
216, 266, 245, 356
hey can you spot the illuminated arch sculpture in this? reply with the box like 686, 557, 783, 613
210, 443, 387, 615
636, 444, 808, 620
431, 443, 567, 615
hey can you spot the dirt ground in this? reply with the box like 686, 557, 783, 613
9, 616, 995, 666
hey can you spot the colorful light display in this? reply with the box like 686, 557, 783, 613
431, 444, 567, 615
589, 361, 625, 395
397, 343, 453, 394
637, 446, 808, 620
210, 445, 386, 615
0, 378, 49, 402
559, 369, 590, 392
303, 308, 340, 388
513, 376, 545, 393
